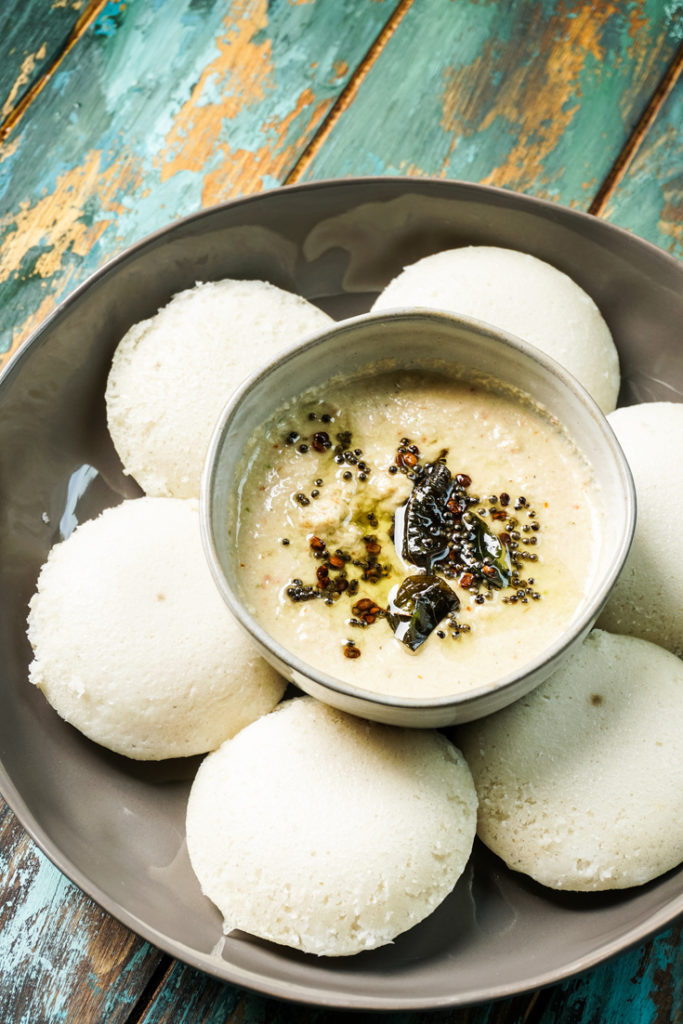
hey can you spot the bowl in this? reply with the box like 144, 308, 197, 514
202, 308, 635, 728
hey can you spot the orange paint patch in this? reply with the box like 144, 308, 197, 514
200, 88, 330, 206
0, 148, 145, 368
1, 44, 48, 121
439, 0, 627, 195
159, 1, 273, 184
331, 59, 349, 82
658, 197, 683, 252
0, 149, 143, 287
0, 292, 55, 371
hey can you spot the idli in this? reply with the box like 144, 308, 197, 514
598, 402, 683, 656
27, 497, 286, 760
458, 629, 683, 891
372, 246, 620, 413
106, 279, 333, 499
186, 697, 477, 956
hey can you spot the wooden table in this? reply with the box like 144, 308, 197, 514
1, 1, 681, 1020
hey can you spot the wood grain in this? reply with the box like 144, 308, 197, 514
132, 925, 683, 1024
135, 958, 540, 1024
0, 800, 164, 1023
296, 0, 682, 222
0, 0, 88, 125
604, 62, 683, 256
536, 922, 683, 1024
0, 0, 400, 362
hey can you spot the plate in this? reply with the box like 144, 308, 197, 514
0, 177, 681, 1011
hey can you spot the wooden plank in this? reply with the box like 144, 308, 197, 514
135, 959, 538, 1024
296, 0, 682, 211
0, 0, 400, 363
0, 799, 166, 1023
130, 926, 683, 1024
0, 0, 89, 125
603, 68, 683, 257
536, 923, 683, 1024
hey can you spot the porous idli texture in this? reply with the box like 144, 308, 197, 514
372, 246, 620, 413
458, 629, 683, 891
186, 697, 477, 956
598, 402, 683, 656
105, 280, 333, 498
27, 498, 286, 760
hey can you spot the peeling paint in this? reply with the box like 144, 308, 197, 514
0, 806, 162, 1022
0, 0, 401, 360
302, 0, 682, 216
0, 150, 142, 286
605, 83, 683, 257
159, 3, 273, 182
1, 44, 48, 121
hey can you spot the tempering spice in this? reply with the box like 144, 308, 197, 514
279, 415, 544, 659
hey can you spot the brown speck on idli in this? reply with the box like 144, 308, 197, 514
457, 629, 683, 891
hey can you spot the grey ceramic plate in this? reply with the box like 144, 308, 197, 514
0, 178, 681, 1011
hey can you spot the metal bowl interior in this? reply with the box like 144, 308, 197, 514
202, 309, 635, 728
0, 177, 681, 1010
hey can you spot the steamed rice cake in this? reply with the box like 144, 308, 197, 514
458, 629, 683, 891
27, 497, 286, 760
598, 402, 683, 656
106, 279, 333, 499
186, 697, 477, 956
372, 246, 620, 413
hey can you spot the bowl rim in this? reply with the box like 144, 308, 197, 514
201, 306, 636, 715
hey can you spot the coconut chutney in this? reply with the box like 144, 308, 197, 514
234, 369, 603, 699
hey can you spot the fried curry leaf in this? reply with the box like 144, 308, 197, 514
462, 512, 511, 587
399, 462, 453, 570
387, 574, 460, 651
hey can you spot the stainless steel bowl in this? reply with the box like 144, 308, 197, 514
201, 308, 635, 727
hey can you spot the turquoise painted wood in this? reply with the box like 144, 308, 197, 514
538, 923, 683, 1024
0, 0, 401, 359
0, 0, 86, 124
135, 959, 536, 1024
301, 0, 682, 217
126, 927, 683, 1024
605, 74, 683, 258
0, 802, 165, 1023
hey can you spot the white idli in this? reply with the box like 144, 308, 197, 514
372, 246, 620, 413
27, 497, 286, 760
105, 279, 333, 498
186, 697, 477, 956
598, 402, 683, 656
458, 629, 683, 891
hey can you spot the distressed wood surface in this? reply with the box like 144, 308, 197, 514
0, 801, 166, 1023
136, 962, 538, 1024
130, 923, 683, 1024
0, 0, 401, 362
0, 0, 681, 1021
297, 0, 683, 207
0, 0, 88, 125
604, 65, 683, 257
537, 921, 683, 1024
